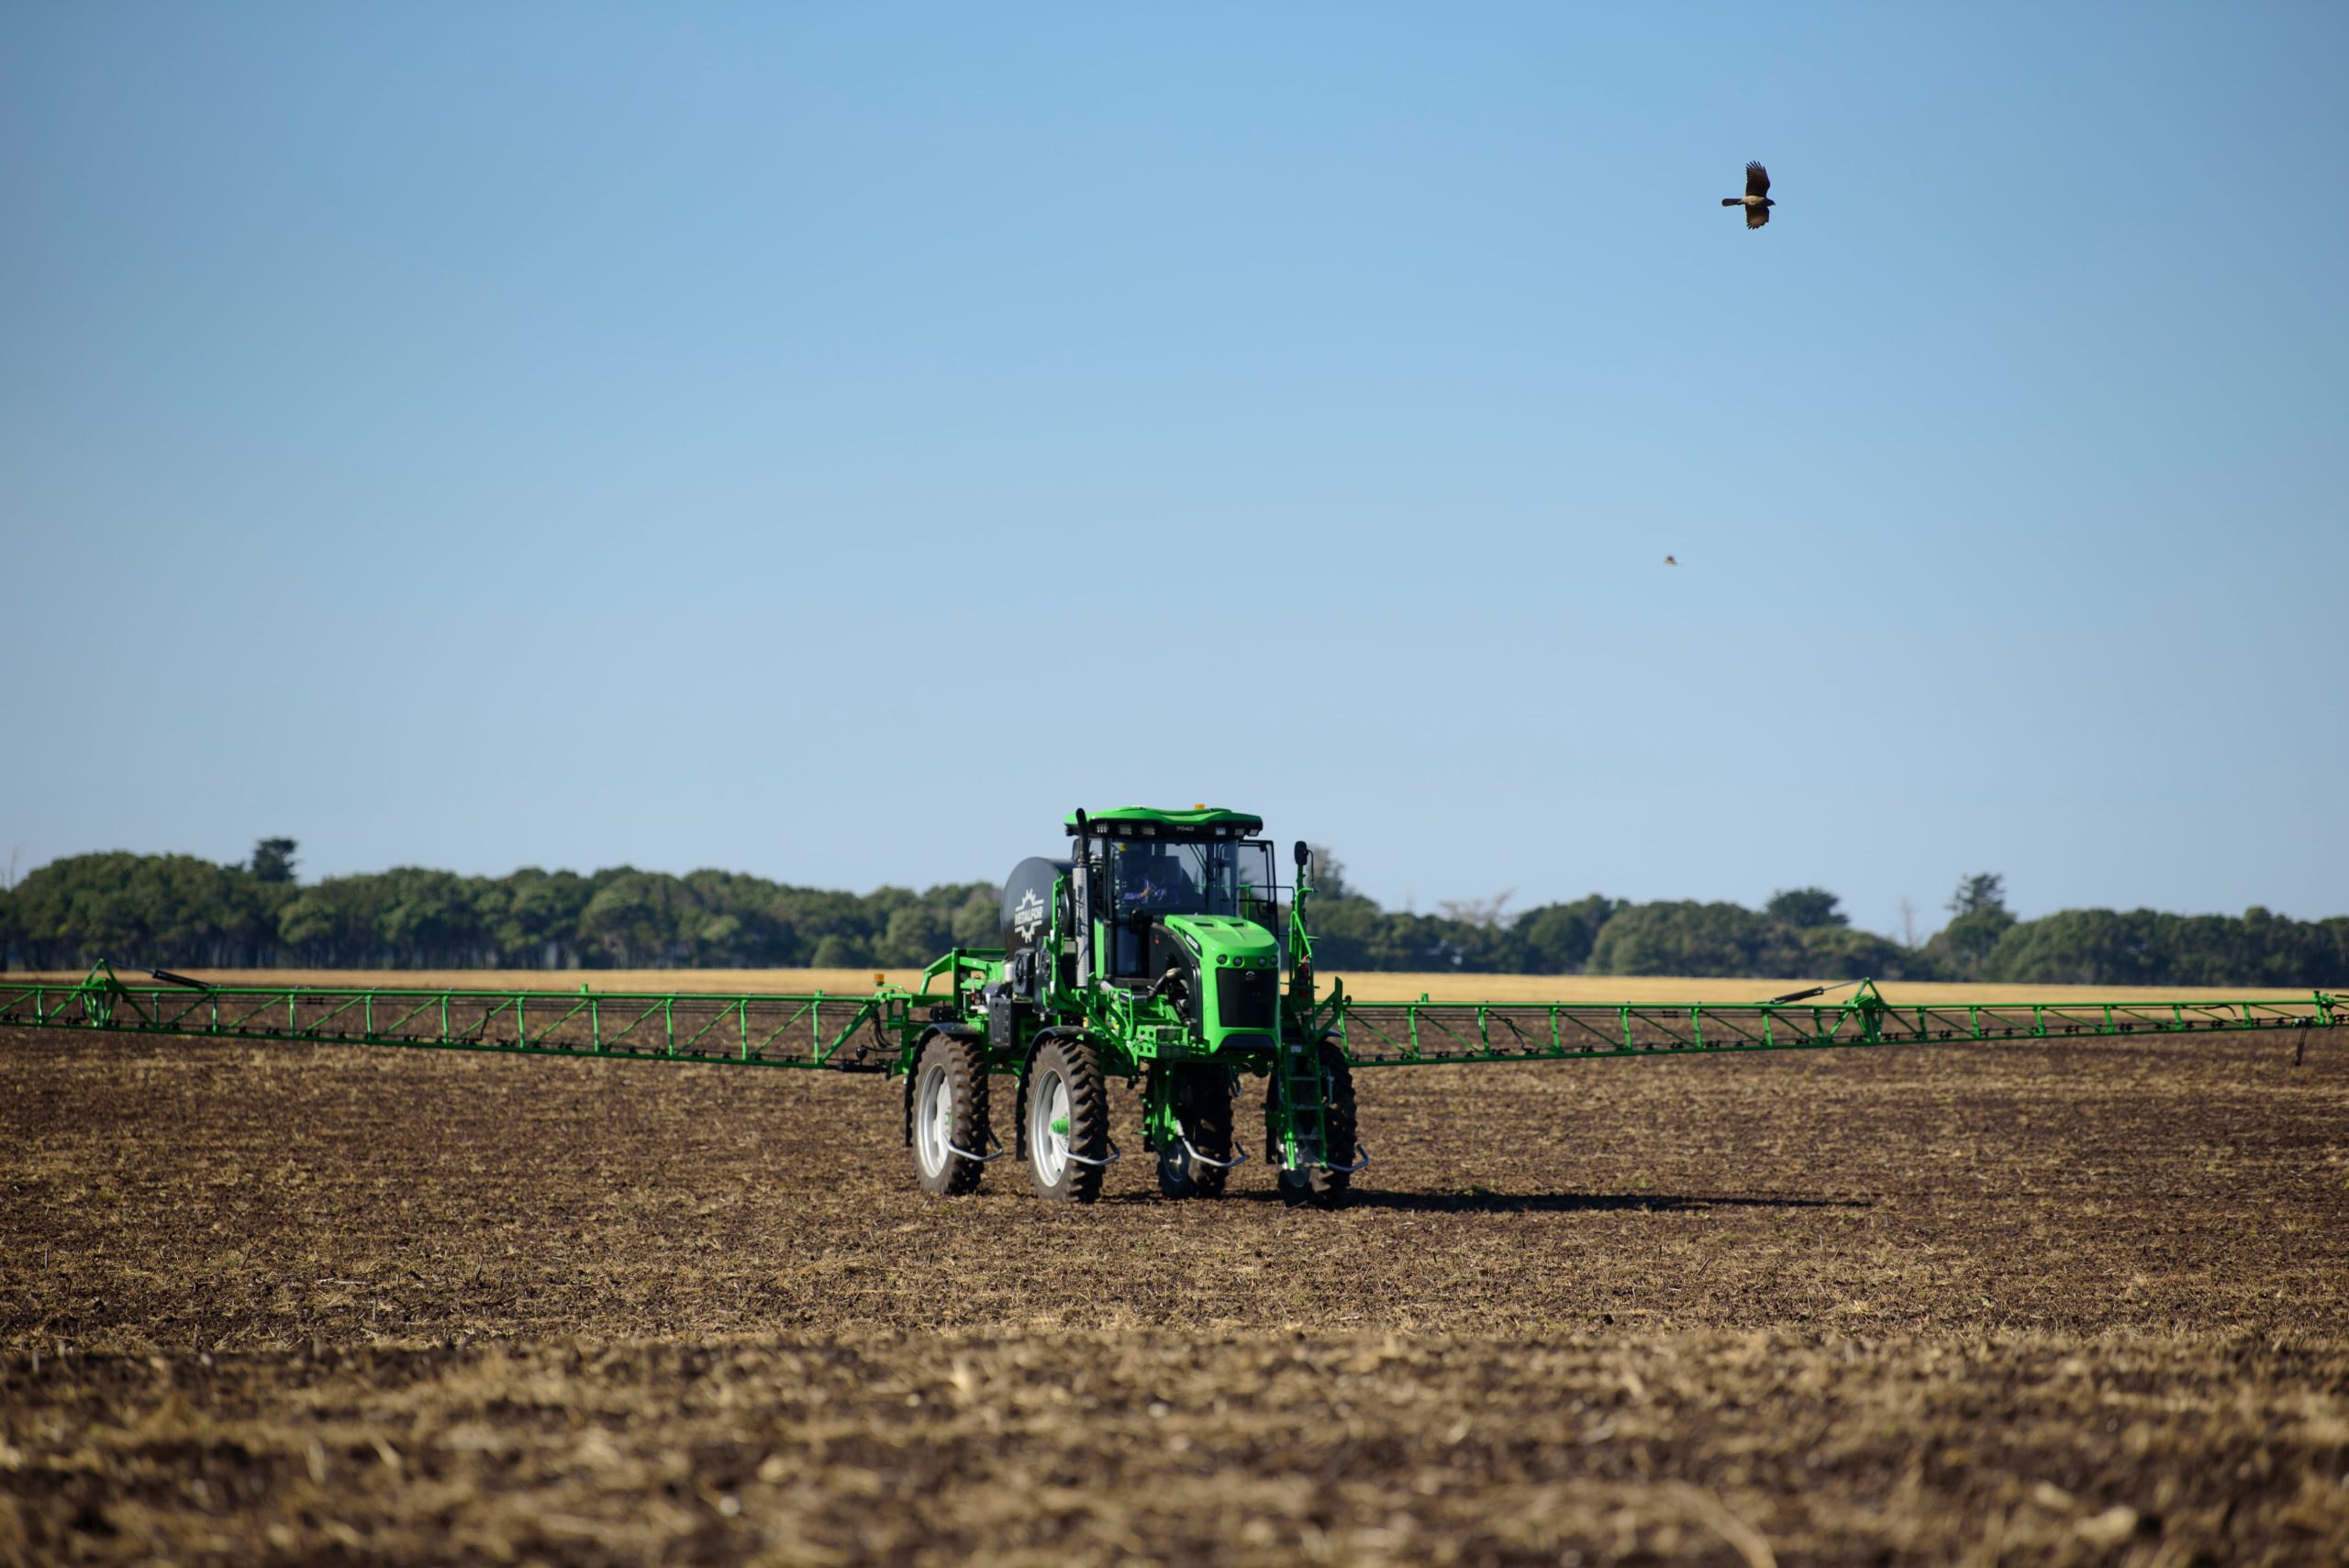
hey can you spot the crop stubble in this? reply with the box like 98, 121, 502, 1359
3, 1022, 2345, 1564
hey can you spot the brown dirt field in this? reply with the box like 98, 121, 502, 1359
5, 1024, 2347, 1563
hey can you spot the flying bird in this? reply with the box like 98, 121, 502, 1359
1664, 555, 1678, 566
1723, 161, 1773, 228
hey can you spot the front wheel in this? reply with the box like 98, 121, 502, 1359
1156, 1064, 1236, 1200
1023, 1035, 1112, 1203
1272, 1039, 1358, 1210
908, 1032, 989, 1196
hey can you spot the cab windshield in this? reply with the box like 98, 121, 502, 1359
1103, 838, 1275, 920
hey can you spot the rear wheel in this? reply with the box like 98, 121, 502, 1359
1156, 1064, 1235, 1200
909, 1032, 989, 1195
1272, 1039, 1358, 1209
1023, 1035, 1111, 1203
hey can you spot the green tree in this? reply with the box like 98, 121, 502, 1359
693, 912, 747, 962
250, 838, 298, 884
8, 851, 258, 969
1928, 873, 2014, 980
1512, 896, 1617, 973
1588, 901, 1805, 978
679, 870, 789, 965
947, 884, 1000, 950
578, 871, 694, 967
1295, 890, 1389, 971
808, 932, 865, 969
1765, 887, 1847, 929
1981, 905, 2348, 988
1304, 845, 1352, 900
1980, 908, 2151, 985
769, 887, 874, 966
375, 869, 485, 966
1799, 924, 1927, 981
276, 892, 340, 958
1950, 873, 2007, 917
876, 903, 948, 967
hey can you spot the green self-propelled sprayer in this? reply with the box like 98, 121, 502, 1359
6, 804, 2344, 1208
915, 806, 1354, 1206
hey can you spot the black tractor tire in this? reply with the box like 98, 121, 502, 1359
1021, 1035, 1112, 1203
908, 1031, 990, 1196
1156, 1064, 1236, 1200
1273, 1038, 1358, 1210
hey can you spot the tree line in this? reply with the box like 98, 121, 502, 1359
2, 840, 2342, 988
1300, 857, 2345, 988
0, 840, 998, 973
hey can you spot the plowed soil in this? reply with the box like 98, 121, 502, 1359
5, 1024, 2347, 1564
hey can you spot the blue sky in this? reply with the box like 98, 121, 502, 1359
4, 3, 2344, 936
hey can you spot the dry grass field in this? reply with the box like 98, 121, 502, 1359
13, 965, 2332, 1008
5, 995, 2348, 1563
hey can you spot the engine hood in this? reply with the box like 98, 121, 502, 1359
1158, 913, 1280, 972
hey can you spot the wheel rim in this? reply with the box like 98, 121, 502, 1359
916, 1062, 953, 1177
1030, 1068, 1070, 1184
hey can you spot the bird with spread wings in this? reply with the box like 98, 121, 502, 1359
1722, 161, 1774, 228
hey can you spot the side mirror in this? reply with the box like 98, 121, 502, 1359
1293, 840, 1308, 870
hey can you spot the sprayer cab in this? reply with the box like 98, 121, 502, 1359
1059, 806, 1283, 1051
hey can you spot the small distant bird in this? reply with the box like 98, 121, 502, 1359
1722, 161, 1773, 228
1664, 554, 1678, 566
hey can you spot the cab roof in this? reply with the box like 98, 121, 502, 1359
1063, 806, 1264, 839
